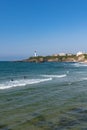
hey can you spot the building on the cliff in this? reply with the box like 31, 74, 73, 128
76, 51, 83, 56
52, 54, 59, 56
67, 53, 72, 56
59, 53, 66, 56
34, 51, 37, 57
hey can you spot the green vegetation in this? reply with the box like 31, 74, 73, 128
84, 54, 87, 59
28, 54, 77, 62
20, 53, 87, 63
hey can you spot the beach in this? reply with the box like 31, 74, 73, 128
0, 62, 87, 129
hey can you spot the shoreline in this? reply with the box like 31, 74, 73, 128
17, 54, 87, 63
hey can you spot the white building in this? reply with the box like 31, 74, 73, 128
59, 53, 66, 56
34, 51, 37, 57
76, 51, 83, 56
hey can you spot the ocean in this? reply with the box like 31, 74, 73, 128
0, 62, 87, 130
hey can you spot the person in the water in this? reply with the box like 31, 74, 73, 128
24, 76, 27, 79
11, 79, 14, 81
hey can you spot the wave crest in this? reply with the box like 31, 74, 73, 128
73, 63, 87, 67
0, 78, 52, 89
42, 74, 67, 78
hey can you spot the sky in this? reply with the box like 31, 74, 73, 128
0, 0, 87, 60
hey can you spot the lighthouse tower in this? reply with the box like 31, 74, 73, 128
34, 51, 37, 57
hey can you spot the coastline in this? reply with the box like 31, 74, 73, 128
17, 53, 87, 63
1, 62, 87, 129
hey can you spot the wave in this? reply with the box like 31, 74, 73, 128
81, 77, 87, 81
41, 74, 67, 78
72, 77, 87, 83
73, 63, 87, 67
0, 78, 52, 90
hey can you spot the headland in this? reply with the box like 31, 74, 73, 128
18, 52, 87, 63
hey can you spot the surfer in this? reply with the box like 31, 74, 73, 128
11, 78, 14, 81
24, 76, 27, 79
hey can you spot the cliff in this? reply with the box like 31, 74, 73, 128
18, 54, 87, 63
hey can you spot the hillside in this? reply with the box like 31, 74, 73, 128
19, 54, 87, 63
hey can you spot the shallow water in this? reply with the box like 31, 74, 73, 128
0, 62, 87, 130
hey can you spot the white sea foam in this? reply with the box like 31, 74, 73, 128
73, 63, 87, 67
81, 77, 87, 81
0, 78, 52, 90
42, 74, 67, 78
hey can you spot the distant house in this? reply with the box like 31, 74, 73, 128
59, 53, 66, 56
67, 53, 72, 56
76, 51, 83, 56
52, 54, 59, 56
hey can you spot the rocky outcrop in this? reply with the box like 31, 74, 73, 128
26, 57, 45, 63
18, 54, 87, 63
47, 58, 58, 62
76, 54, 85, 62
64, 57, 76, 62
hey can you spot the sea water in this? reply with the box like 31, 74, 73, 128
0, 62, 87, 130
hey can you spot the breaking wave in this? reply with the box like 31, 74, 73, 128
42, 74, 67, 78
73, 63, 87, 67
81, 77, 87, 81
0, 78, 52, 89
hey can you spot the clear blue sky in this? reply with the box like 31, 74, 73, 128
0, 0, 87, 60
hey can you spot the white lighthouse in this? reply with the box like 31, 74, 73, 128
34, 51, 37, 57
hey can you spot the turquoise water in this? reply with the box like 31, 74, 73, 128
0, 62, 87, 130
